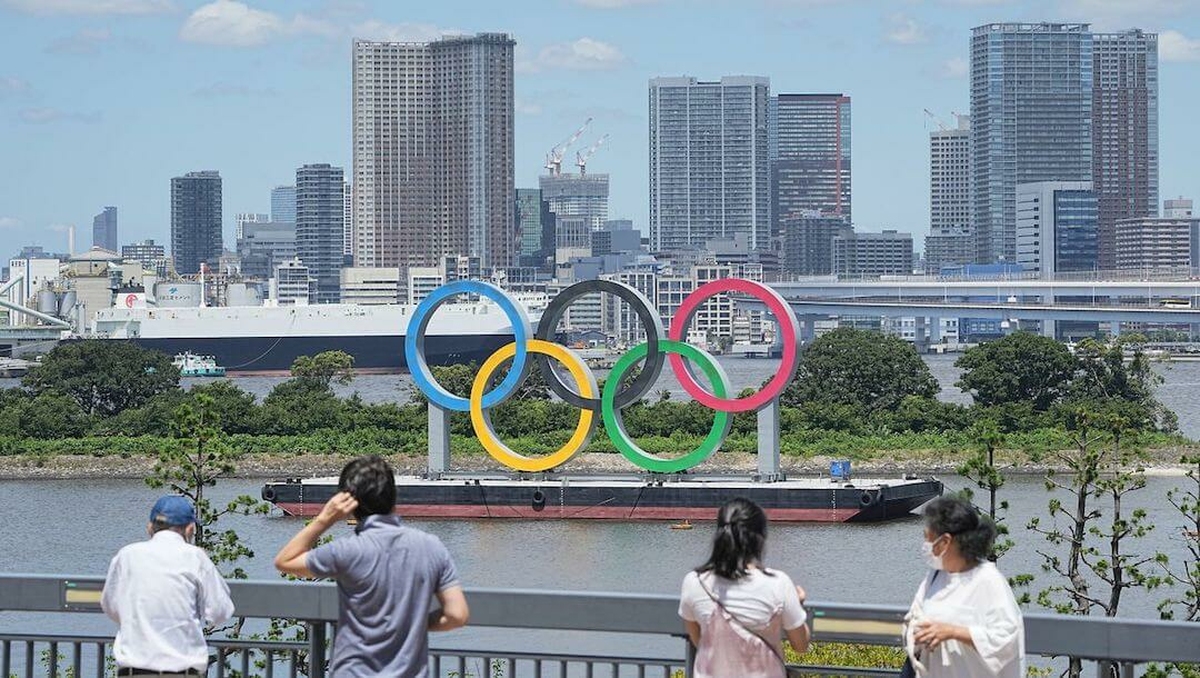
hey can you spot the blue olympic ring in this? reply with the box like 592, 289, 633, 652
404, 280, 532, 412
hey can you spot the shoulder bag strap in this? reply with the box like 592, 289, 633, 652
697, 574, 794, 675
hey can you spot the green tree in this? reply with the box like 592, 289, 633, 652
1151, 452, 1200, 678
781, 328, 938, 411
16, 392, 90, 439
22, 340, 180, 417
955, 332, 1077, 410
955, 421, 1027, 580
146, 393, 266, 578
290, 350, 356, 389
1066, 335, 1175, 431
189, 380, 258, 434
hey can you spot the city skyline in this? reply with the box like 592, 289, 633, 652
1, 0, 1198, 258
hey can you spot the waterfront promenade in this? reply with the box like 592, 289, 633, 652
2, 573, 1199, 678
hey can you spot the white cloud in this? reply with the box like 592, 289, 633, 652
18, 107, 101, 124
46, 27, 113, 55
886, 13, 926, 45
519, 38, 627, 73
0, 76, 30, 97
350, 20, 458, 43
0, 217, 21, 230
1160, 30, 1200, 62
179, 0, 335, 48
573, 0, 659, 7
940, 56, 969, 78
1, 0, 173, 15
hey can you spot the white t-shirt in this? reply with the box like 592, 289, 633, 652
679, 568, 807, 633
908, 563, 1025, 678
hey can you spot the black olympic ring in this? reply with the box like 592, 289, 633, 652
533, 279, 666, 411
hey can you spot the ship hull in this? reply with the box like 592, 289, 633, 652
109, 333, 513, 374
261, 476, 943, 523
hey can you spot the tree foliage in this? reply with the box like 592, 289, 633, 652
781, 328, 939, 411
1066, 336, 1175, 432
956, 332, 1077, 410
22, 340, 180, 417
290, 350, 356, 389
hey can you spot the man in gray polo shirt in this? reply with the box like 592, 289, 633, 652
275, 455, 468, 677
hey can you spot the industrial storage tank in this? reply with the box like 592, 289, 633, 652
154, 281, 202, 308
58, 290, 77, 318
37, 289, 58, 315
225, 282, 263, 307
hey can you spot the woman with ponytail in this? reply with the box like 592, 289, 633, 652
679, 498, 810, 678
904, 496, 1024, 678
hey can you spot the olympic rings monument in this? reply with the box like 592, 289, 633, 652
260, 278, 943, 522
406, 277, 797, 479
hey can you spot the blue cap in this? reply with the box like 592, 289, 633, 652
150, 496, 196, 526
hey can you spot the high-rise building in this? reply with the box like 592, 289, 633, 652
343, 181, 353, 258
170, 170, 222, 275
235, 213, 269, 242
781, 211, 852, 276
539, 173, 609, 232
649, 76, 770, 252
1115, 216, 1197, 270
238, 222, 296, 280
92, 206, 118, 253
1165, 198, 1194, 218
971, 23, 1093, 264
925, 115, 973, 271
353, 33, 515, 270
1093, 30, 1158, 270
271, 186, 296, 225
832, 231, 914, 278
121, 239, 168, 275
295, 163, 345, 303
515, 188, 555, 270
769, 94, 851, 230
1015, 181, 1098, 275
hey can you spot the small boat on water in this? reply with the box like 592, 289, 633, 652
173, 352, 226, 377
671, 520, 694, 530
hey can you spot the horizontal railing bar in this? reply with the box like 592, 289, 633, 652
3, 573, 1200, 664
430, 650, 686, 664
0, 633, 306, 651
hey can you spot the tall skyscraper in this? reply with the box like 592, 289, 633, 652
648, 76, 770, 252
296, 164, 345, 303
769, 93, 851, 229
92, 206, 118, 253
343, 181, 353, 258
970, 23, 1093, 264
271, 185, 296, 225
924, 115, 973, 271
539, 174, 609, 232
170, 171, 222, 275
1015, 181, 1098, 274
353, 33, 515, 270
1093, 29, 1158, 270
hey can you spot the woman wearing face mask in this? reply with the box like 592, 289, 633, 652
905, 496, 1024, 678
679, 497, 810, 678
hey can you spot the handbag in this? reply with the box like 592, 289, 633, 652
697, 575, 801, 678
901, 570, 941, 678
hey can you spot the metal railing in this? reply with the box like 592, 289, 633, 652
2, 574, 1199, 677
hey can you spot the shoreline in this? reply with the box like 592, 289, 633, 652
0, 449, 1194, 480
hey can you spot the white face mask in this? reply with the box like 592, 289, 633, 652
922, 537, 945, 570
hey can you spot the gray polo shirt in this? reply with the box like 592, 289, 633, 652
307, 514, 460, 677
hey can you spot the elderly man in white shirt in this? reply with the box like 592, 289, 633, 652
101, 496, 234, 677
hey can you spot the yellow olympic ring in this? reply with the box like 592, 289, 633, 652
469, 339, 597, 472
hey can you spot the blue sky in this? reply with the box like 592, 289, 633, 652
1, 0, 1198, 260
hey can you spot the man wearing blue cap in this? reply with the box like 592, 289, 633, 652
101, 496, 235, 677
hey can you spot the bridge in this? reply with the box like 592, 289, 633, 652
2, 573, 1198, 678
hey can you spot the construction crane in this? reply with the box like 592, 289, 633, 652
576, 134, 609, 176
545, 117, 592, 176
923, 108, 949, 131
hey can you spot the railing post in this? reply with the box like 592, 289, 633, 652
307, 621, 327, 678
684, 638, 696, 678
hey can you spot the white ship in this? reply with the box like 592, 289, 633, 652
93, 296, 547, 374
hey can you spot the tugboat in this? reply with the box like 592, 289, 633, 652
172, 352, 226, 377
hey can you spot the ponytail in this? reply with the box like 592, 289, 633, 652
698, 497, 768, 580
